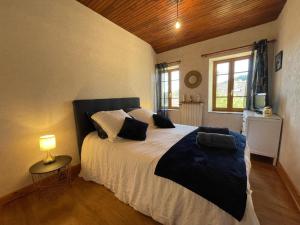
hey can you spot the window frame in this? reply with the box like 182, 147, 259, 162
212, 55, 250, 112
161, 68, 180, 109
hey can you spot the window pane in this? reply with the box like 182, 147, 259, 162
216, 97, 228, 108
171, 99, 179, 108
216, 75, 228, 97
161, 73, 168, 82
164, 81, 168, 93
233, 97, 246, 109
161, 81, 168, 95
161, 80, 168, 108
171, 70, 179, 80
160, 69, 180, 109
217, 62, 229, 75
233, 72, 248, 96
234, 59, 249, 72
171, 80, 179, 98
161, 98, 168, 108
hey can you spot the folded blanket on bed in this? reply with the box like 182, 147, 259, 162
196, 132, 237, 151
154, 128, 247, 221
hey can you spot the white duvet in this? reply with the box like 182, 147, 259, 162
79, 124, 260, 225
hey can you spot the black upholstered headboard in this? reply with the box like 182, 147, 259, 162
73, 97, 140, 156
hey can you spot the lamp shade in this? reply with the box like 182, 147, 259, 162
40, 135, 56, 151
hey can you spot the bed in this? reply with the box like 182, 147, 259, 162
73, 98, 260, 225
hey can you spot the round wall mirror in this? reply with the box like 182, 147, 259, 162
184, 71, 202, 89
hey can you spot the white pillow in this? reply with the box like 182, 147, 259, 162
128, 108, 155, 127
91, 109, 129, 142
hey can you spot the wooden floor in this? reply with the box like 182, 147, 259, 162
250, 158, 300, 225
1, 159, 300, 225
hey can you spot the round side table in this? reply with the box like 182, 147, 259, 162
29, 155, 72, 193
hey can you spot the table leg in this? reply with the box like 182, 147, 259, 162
31, 174, 41, 199
67, 164, 72, 185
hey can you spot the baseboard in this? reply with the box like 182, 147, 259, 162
0, 182, 35, 207
276, 162, 300, 211
0, 164, 81, 206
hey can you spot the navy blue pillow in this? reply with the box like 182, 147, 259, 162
85, 112, 108, 139
153, 114, 175, 128
92, 121, 108, 139
198, 126, 229, 135
118, 117, 148, 141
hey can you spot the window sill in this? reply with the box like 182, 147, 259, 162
167, 108, 180, 111
208, 111, 243, 115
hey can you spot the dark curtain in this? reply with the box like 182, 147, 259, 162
155, 63, 168, 117
246, 39, 269, 109
246, 45, 255, 110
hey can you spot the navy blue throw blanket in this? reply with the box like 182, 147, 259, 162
154, 128, 247, 221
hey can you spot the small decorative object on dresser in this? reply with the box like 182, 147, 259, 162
275, 50, 283, 71
242, 110, 282, 165
185, 94, 192, 102
192, 94, 201, 102
29, 155, 72, 194
263, 106, 273, 117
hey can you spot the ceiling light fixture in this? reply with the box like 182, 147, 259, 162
175, 0, 181, 29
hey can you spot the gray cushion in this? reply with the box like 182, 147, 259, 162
196, 132, 237, 151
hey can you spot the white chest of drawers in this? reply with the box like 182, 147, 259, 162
242, 110, 282, 165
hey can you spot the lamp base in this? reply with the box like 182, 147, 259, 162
43, 151, 56, 164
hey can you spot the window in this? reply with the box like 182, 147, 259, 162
161, 68, 180, 109
213, 56, 250, 112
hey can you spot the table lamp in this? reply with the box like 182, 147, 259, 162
40, 135, 56, 164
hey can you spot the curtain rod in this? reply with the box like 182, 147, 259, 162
201, 39, 276, 58
166, 60, 181, 65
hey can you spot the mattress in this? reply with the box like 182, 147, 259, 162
79, 124, 260, 225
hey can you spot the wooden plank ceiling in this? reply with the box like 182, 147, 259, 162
77, 0, 286, 53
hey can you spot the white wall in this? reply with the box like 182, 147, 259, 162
156, 22, 277, 131
273, 0, 300, 192
0, 0, 156, 197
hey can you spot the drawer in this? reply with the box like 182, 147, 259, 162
246, 119, 281, 157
